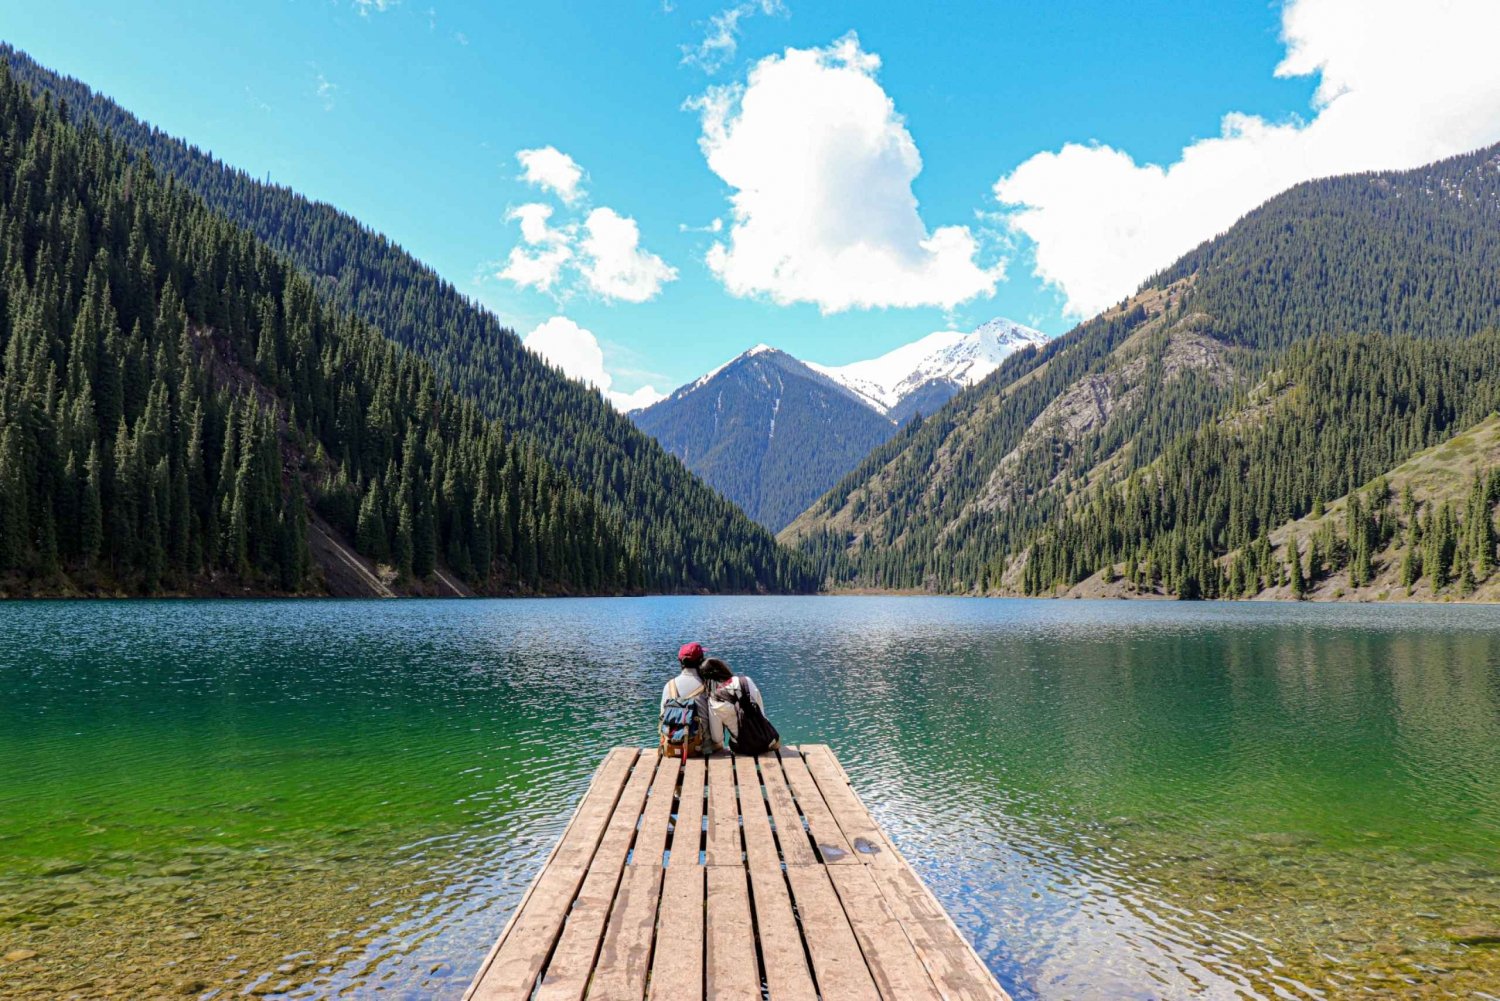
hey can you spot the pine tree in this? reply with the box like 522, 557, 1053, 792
1288, 535, 1307, 598
356, 485, 388, 562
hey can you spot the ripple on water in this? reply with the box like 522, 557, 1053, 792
1, 596, 1499, 999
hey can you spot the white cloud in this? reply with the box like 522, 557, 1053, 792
994, 0, 1500, 318
496, 204, 573, 293
516, 146, 585, 205
497, 157, 677, 303
682, 0, 787, 74
611, 384, 668, 411
580, 208, 679, 303
353, 0, 399, 14
314, 73, 337, 111
691, 33, 1001, 314
522, 316, 665, 411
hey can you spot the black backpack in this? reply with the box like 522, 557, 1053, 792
725, 675, 780, 756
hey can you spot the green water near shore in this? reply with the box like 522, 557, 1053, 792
1, 598, 1498, 999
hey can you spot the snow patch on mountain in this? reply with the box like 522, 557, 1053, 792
809, 318, 1049, 413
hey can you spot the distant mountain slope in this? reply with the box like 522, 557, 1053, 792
2, 44, 813, 594
785, 143, 1500, 595
811, 318, 1048, 422
631, 320, 1047, 531
632, 347, 896, 530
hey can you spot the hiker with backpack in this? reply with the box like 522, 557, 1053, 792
659, 642, 713, 760
701, 657, 780, 756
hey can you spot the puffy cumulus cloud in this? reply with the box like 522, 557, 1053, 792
579, 208, 679, 304
497, 204, 573, 293
682, 0, 787, 74
609, 384, 668, 411
994, 0, 1500, 318
516, 146, 585, 204
497, 156, 677, 303
522, 316, 665, 411
691, 33, 1001, 314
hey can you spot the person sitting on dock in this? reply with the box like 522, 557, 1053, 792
659, 641, 712, 759
701, 657, 780, 755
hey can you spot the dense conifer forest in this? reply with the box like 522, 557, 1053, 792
786, 143, 1500, 598
1022, 334, 1500, 598
1, 46, 814, 595
0, 66, 809, 595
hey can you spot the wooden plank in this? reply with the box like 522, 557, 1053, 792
731, 756, 778, 872
868, 866, 1009, 1001
586, 863, 663, 1001
805, 749, 1006, 999
779, 748, 857, 865
784, 864, 881, 1000
535, 754, 659, 1001
734, 755, 818, 1001
466, 748, 640, 1001
705, 865, 759, 1000
758, 753, 817, 866
669, 757, 706, 867
631, 755, 679, 867
828, 865, 942, 999
648, 864, 705, 1001
705, 756, 741, 866
798, 745, 898, 867
552, 749, 644, 869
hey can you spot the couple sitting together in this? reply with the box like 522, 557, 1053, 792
658, 641, 780, 759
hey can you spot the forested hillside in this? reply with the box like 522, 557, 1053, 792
1022, 334, 1500, 598
632, 347, 897, 531
785, 143, 1500, 597
2, 45, 813, 594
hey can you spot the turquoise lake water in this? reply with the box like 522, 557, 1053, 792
2, 597, 1499, 999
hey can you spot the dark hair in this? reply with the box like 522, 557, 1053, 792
700, 657, 732, 683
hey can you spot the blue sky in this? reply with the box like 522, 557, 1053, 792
4, 1, 1497, 406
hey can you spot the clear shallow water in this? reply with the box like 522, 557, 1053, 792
1, 597, 1499, 1000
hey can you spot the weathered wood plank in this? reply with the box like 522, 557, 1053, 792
648, 864, 705, 1001
630, 754, 679, 867
704, 756, 741, 866
670, 757, 706, 867
779, 748, 857, 865
758, 753, 817, 866
736, 754, 818, 1001
868, 866, 1008, 1000
586, 863, 663, 1001
466, 748, 640, 1001
828, 864, 942, 999
784, 864, 881, 1000
801, 749, 1007, 998
731, 756, 778, 872
468, 746, 1008, 1001
705, 865, 759, 1000
535, 754, 659, 1001
798, 744, 898, 867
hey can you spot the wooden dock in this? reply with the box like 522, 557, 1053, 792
463, 745, 1010, 1001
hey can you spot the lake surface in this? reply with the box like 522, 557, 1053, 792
2, 598, 1499, 1000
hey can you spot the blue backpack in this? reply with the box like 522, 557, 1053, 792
659, 678, 706, 760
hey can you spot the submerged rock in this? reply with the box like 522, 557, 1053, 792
1446, 925, 1500, 945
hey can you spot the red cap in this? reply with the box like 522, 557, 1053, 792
678, 641, 705, 663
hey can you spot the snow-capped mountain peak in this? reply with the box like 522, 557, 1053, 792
809, 318, 1048, 414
